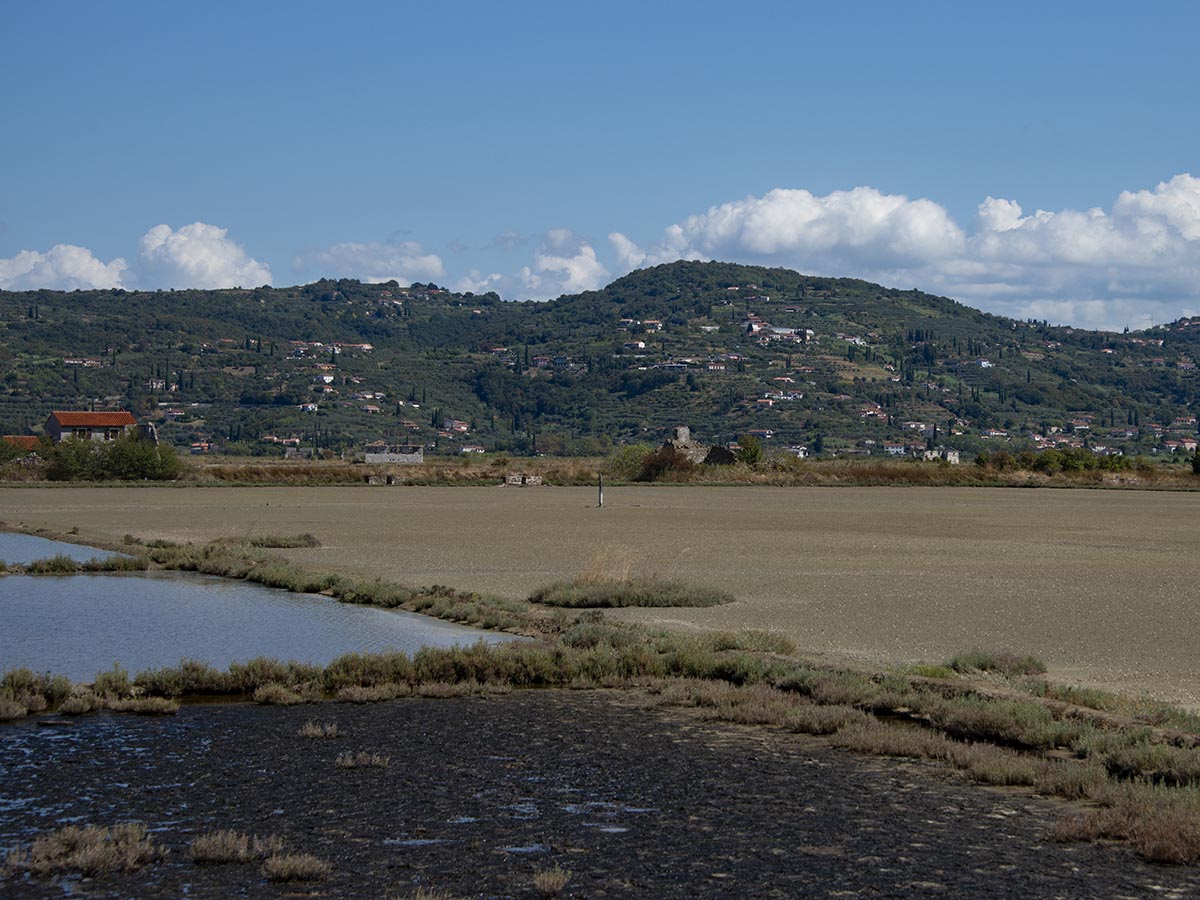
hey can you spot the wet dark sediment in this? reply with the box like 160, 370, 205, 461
0, 690, 1193, 899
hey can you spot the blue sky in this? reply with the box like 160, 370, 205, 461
2, 1, 1199, 330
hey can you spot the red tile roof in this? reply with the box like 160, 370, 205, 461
50, 411, 137, 427
3, 435, 39, 451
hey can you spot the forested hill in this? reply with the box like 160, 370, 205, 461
3, 260, 1199, 459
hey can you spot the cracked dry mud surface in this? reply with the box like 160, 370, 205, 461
1, 691, 1195, 899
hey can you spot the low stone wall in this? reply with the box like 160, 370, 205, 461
505, 474, 543, 486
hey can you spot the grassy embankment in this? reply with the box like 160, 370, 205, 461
5, 534, 1200, 864
183, 452, 1200, 490
8, 448, 1196, 489
184, 453, 1200, 489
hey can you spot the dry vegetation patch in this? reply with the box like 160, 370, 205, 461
252, 683, 307, 706
336, 683, 411, 703
298, 719, 340, 739
106, 696, 179, 715
0, 697, 27, 720
4, 823, 164, 877
190, 830, 283, 864
947, 649, 1048, 678
262, 851, 332, 882
335, 750, 391, 769
531, 548, 734, 608
214, 532, 321, 549
58, 692, 100, 715
1052, 784, 1200, 864
531, 575, 733, 608
532, 865, 572, 897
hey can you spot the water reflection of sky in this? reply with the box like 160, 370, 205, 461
0, 534, 518, 681
0, 532, 120, 566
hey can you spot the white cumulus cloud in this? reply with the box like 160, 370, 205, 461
10, 176, 1200, 331
605, 177, 1200, 331
977, 197, 1026, 232
529, 229, 609, 297
0, 221, 270, 292
449, 230, 610, 301
0, 244, 127, 291
1114, 173, 1200, 241
300, 240, 445, 285
135, 223, 272, 289
622, 186, 965, 273
950, 176, 1200, 327
609, 231, 646, 271
453, 270, 507, 295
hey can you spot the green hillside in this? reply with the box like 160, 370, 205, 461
2, 261, 1199, 459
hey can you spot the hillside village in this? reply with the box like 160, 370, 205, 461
2, 262, 1200, 462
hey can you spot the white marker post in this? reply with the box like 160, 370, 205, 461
598, 473, 604, 508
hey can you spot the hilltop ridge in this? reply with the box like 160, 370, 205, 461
2, 261, 1198, 459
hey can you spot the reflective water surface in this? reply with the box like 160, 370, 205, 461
0, 532, 122, 566
0, 534, 516, 681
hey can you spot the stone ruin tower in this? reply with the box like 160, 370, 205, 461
665, 425, 708, 463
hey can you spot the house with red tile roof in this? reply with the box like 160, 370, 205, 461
44, 410, 137, 443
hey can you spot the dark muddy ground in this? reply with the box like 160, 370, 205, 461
0, 690, 1194, 899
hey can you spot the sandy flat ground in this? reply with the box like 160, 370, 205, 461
4, 484, 1199, 706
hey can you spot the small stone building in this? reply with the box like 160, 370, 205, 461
663, 425, 709, 463
363, 445, 425, 465
921, 447, 961, 465
45, 410, 137, 442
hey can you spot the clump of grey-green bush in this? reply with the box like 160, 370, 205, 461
84, 554, 150, 572
0, 663, 182, 722
95, 625, 797, 706
946, 649, 1048, 678
18, 553, 149, 575
530, 576, 733, 608
253, 683, 308, 706
25, 553, 80, 574
44, 433, 183, 482
0, 667, 73, 720
215, 533, 321, 549
143, 539, 530, 633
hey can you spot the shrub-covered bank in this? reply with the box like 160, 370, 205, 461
10, 449, 1198, 489
7, 534, 1200, 865
174, 452, 1200, 489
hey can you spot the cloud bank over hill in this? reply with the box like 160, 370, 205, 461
0, 222, 271, 292
295, 240, 445, 286
4, 175, 1200, 330
452, 229, 611, 300
0, 244, 128, 292
613, 187, 966, 272
608, 175, 1200, 331
135, 224, 272, 290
